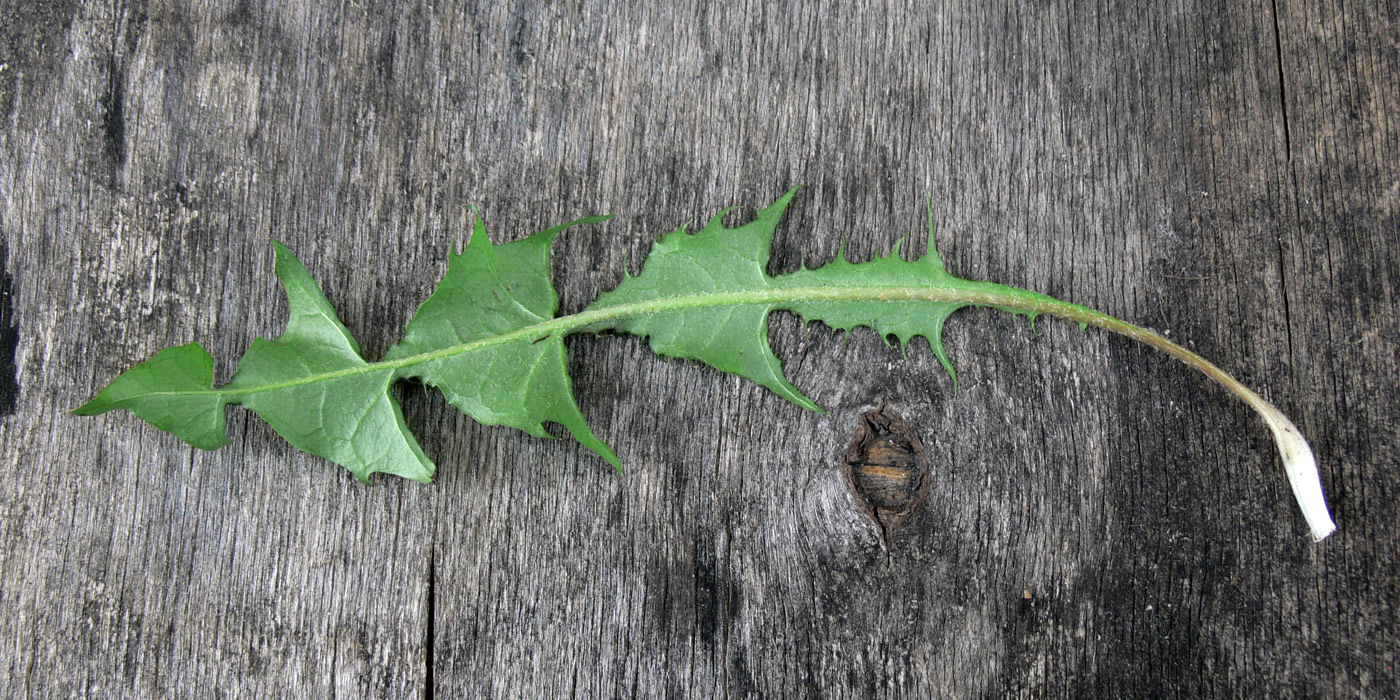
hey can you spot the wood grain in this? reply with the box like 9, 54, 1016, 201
2, 0, 1395, 697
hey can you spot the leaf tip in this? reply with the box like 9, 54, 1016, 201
788, 390, 825, 415
267, 238, 300, 271
267, 239, 310, 282
922, 194, 950, 274
74, 342, 231, 450
467, 206, 489, 249
702, 208, 735, 233
537, 213, 614, 247
582, 436, 622, 472
943, 362, 961, 396
763, 186, 801, 221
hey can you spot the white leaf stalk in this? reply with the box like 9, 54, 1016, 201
1255, 401, 1336, 540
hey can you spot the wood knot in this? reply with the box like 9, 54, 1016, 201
843, 408, 932, 546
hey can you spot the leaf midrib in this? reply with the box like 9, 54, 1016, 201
143, 283, 1106, 401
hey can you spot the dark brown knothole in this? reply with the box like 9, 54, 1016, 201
843, 408, 932, 546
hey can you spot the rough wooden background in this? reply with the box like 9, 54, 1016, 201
2, 1, 1396, 697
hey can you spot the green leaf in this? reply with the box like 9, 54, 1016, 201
73, 342, 231, 450
75, 190, 1334, 540
383, 213, 620, 469
224, 242, 434, 483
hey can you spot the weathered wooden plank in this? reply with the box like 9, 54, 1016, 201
1274, 1, 1400, 696
0, 0, 1395, 698
0, 1, 435, 697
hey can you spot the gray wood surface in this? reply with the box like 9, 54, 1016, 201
2, 1, 1396, 697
